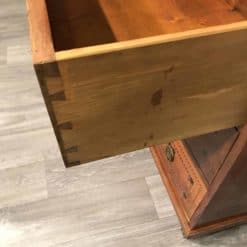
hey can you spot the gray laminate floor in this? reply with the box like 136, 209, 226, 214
0, 1, 247, 246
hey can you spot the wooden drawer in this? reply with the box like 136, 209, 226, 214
26, 0, 247, 167
154, 142, 207, 219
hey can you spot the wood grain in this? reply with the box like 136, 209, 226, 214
99, 0, 245, 41
54, 25, 247, 164
0, 162, 47, 208
1, 179, 158, 246
45, 0, 246, 50
151, 145, 247, 237
2, 0, 247, 245
27, 0, 247, 166
226, 0, 247, 16
47, 149, 157, 197
26, 0, 55, 63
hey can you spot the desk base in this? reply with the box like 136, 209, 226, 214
151, 125, 247, 238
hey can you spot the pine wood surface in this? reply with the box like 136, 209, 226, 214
55, 25, 247, 165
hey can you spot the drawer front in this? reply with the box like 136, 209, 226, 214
156, 141, 207, 219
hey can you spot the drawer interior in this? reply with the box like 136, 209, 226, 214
45, 0, 247, 51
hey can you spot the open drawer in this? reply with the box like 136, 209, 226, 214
26, 0, 247, 167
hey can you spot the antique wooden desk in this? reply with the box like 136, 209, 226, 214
26, 0, 247, 237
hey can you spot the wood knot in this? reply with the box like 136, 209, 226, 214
49, 91, 66, 101
58, 122, 73, 130
151, 89, 163, 106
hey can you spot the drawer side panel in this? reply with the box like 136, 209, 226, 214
53, 27, 247, 165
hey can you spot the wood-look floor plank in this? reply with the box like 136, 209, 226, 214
0, 46, 6, 65
0, 64, 36, 85
47, 149, 158, 197
0, 129, 62, 170
7, 44, 31, 65
146, 175, 175, 219
0, 162, 47, 209
56, 217, 180, 247
55, 218, 247, 247
0, 179, 158, 247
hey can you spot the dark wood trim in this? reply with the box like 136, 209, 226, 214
151, 126, 247, 237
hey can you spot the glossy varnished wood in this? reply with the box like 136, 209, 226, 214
45, 0, 246, 50
1, 2, 247, 245
151, 125, 247, 237
99, 0, 245, 40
